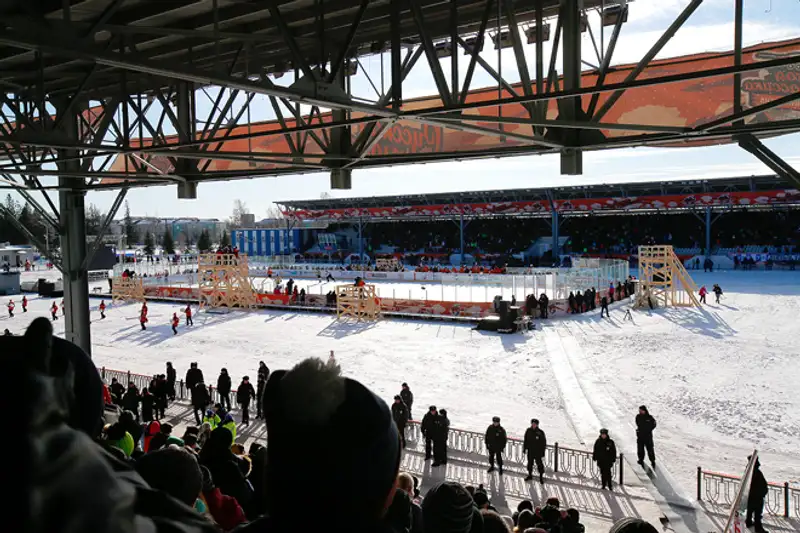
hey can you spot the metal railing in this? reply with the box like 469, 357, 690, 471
697, 468, 800, 518
100, 366, 624, 485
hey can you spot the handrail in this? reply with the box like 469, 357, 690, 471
697, 467, 799, 518
100, 366, 624, 485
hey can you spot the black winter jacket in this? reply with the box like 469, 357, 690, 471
592, 437, 617, 466
636, 413, 657, 438
485, 424, 508, 452
217, 372, 232, 394
523, 427, 547, 458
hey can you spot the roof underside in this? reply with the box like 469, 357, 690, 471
0, 0, 595, 99
279, 174, 795, 210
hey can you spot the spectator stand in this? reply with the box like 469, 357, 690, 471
198, 253, 256, 311
111, 276, 145, 304
635, 245, 699, 308
336, 284, 381, 321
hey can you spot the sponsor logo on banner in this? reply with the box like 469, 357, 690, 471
369, 272, 389, 279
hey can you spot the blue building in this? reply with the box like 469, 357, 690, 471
232, 228, 302, 256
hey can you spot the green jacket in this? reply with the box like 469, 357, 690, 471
222, 421, 236, 443
109, 431, 135, 457
203, 414, 221, 429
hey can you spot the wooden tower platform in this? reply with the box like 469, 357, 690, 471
198, 253, 256, 310
336, 284, 381, 321
636, 245, 700, 308
111, 276, 145, 303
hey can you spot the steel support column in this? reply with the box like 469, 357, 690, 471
329, 67, 352, 189
176, 81, 198, 198
560, 0, 582, 175
57, 103, 91, 355
705, 207, 712, 258
552, 209, 560, 261
460, 213, 465, 262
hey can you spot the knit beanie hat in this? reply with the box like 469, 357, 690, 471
517, 509, 537, 531
422, 482, 475, 533
608, 518, 659, 533
136, 447, 202, 506
263, 358, 401, 530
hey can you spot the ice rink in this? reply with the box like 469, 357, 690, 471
4, 269, 799, 501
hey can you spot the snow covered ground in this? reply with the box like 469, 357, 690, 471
4, 269, 799, 502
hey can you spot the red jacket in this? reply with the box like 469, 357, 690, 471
203, 488, 247, 531
102, 384, 113, 405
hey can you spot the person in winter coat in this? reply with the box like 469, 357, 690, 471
8, 299, 15, 318
121, 383, 141, 421
255, 373, 266, 420
192, 381, 211, 425
608, 283, 615, 302
575, 290, 584, 313
217, 368, 232, 411
391, 395, 410, 449
713, 283, 723, 304
140, 387, 155, 423
600, 295, 610, 318
154, 374, 168, 419
523, 418, 547, 483
143, 420, 161, 452
432, 409, 450, 467
21, 295, 27, 313
109, 377, 125, 404
257, 361, 269, 383
636, 405, 657, 468
568, 292, 577, 314
166, 361, 176, 401
50, 301, 58, 321
199, 427, 252, 515
539, 293, 549, 319
184, 304, 193, 326
171, 313, 179, 335
698, 286, 708, 304
400, 382, 414, 420
593, 428, 617, 490
199, 464, 248, 531
746, 457, 769, 533
98, 300, 106, 319
186, 362, 204, 392
485, 416, 508, 474
118, 410, 143, 451
138, 306, 147, 330
203, 409, 221, 430
236, 376, 256, 426
421, 405, 438, 461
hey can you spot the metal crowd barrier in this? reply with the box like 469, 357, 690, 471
697, 468, 800, 518
101, 366, 624, 485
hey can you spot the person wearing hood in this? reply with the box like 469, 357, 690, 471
746, 457, 769, 533
217, 368, 232, 411
592, 428, 617, 490
421, 405, 438, 461
391, 395, 410, 449
236, 376, 256, 426
221, 413, 237, 443
203, 408, 221, 430
485, 416, 507, 474
192, 380, 211, 425
199, 427, 252, 514
635, 405, 657, 468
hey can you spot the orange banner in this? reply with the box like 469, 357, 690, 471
110, 38, 800, 175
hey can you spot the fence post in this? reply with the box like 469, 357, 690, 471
101, 367, 105, 379
553, 443, 559, 473
697, 467, 702, 501
784, 482, 790, 518
127, 370, 131, 384
619, 453, 624, 486
179, 380, 185, 399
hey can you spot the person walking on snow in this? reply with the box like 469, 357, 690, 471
184, 304, 193, 326
485, 416, 508, 475
635, 405, 657, 468
99, 300, 106, 319
523, 418, 547, 483
713, 283, 723, 304
600, 295, 610, 318
593, 428, 617, 490
139, 305, 148, 330
171, 313, 179, 335
698, 286, 708, 304
236, 376, 256, 426
7, 299, 14, 318
50, 301, 59, 321
21, 295, 27, 313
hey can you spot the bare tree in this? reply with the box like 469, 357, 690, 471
265, 204, 285, 220
229, 199, 249, 227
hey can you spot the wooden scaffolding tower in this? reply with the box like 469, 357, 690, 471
198, 254, 257, 310
636, 245, 700, 308
336, 284, 381, 321
111, 276, 145, 303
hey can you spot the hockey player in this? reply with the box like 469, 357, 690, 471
184, 304, 193, 326
325, 270, 335, 282
593, 429, 617, 490
21, 295, 27, 313
236, 376, 256, 426
391, 395, 410, 449
171, 313, 179, 335
485, 416, 507, 474
523, 418, 547, 483
7, 299, 14, 318
636, 405, 657, 468
50, 301, 59, 321
99, 300, 106, 319
400, 382, 414, 420
698, 286, 708, 304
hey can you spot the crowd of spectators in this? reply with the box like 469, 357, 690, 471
11, 316, 669, 533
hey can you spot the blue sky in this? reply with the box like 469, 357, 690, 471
12, 0, 800, 219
